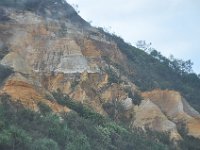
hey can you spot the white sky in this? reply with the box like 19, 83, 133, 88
67, 0, 200, 73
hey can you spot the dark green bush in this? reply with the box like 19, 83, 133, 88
31, 138, 59, 150
0, 65, 13, 84
38, 102, 52, 115
0, 126, 32, 150
105, 68, 122, 84
0, 95, 169, 150
70, 80, 79, 90
0, 46, 9, 59
53, 91, 105, 125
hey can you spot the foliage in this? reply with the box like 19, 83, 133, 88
109, 34, 200, 112
0, 95, 169, 150
0, 0, 27, 9
177, 123, 200, 150
0, 0, 16, 6
102, 100, 124, 121
136, 40, 152, 52
124, 87, 143, 105
0, 126, 32, 150
70, 80, 79, 90
31, 138, 59, 150
105, 67, 122, 84
24, 0, 41, 11
0, 65, 13, 84
1, 93, 199, 150
52, 90, 105, 125
168, 54, 193, 75
66, 134, 91, 150
0, 46, 9, 59
38, 102, 52, 115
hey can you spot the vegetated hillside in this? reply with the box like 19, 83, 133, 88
129, 44, 200, 112
1, 0, 200, 149
103, 32, 200, 112
0, 95, 171, 150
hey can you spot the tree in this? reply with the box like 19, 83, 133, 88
169, 55, 193, 75
136, 40, 152, 53
71, 4, 80, 14
0, 126, 32, 150
183, 60, 193, 73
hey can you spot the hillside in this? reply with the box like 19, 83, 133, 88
0, 0, 200, 149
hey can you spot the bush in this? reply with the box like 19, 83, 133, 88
132, 91, 143, 105
66, 134, 91, 150
105, 67, 122, 84
0, 95, 169, 150
0, 126, 32, 150
0, 65, 13, 84
31, 138, 59, 150
0, 45, 9, 59
38, 102, 52, 115
52, 90, 69, 106
70, 80, 79, 89
25, 0, 41, 11
52, 91, 105, 124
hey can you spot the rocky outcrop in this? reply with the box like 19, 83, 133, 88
142, 90, 200, 139
133, 99, 181, 141
0, 5, 103, 74
1, 73, 70, 113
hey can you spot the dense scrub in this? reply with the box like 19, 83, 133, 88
0, 65, 13, 84
0, 94, 169, 150
1, 92, 200, 150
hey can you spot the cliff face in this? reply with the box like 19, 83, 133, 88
1, 0, 200, 141
0, 0, 127, 114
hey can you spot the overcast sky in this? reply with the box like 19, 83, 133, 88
67, 0, 200, 73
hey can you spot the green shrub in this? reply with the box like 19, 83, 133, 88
66, 134, 91, 150
52, 91, 105, 124
105, 67, 122, 84
52, 90, 69, 106
132, 91, 143, 105
0, 65, 13, 84
38, 102, 52, 115
0, 126, 32, 150
70, 80, 79, 89
31, 138, 59, 150
0, 95, 170, 150
0, 46, 9, 60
